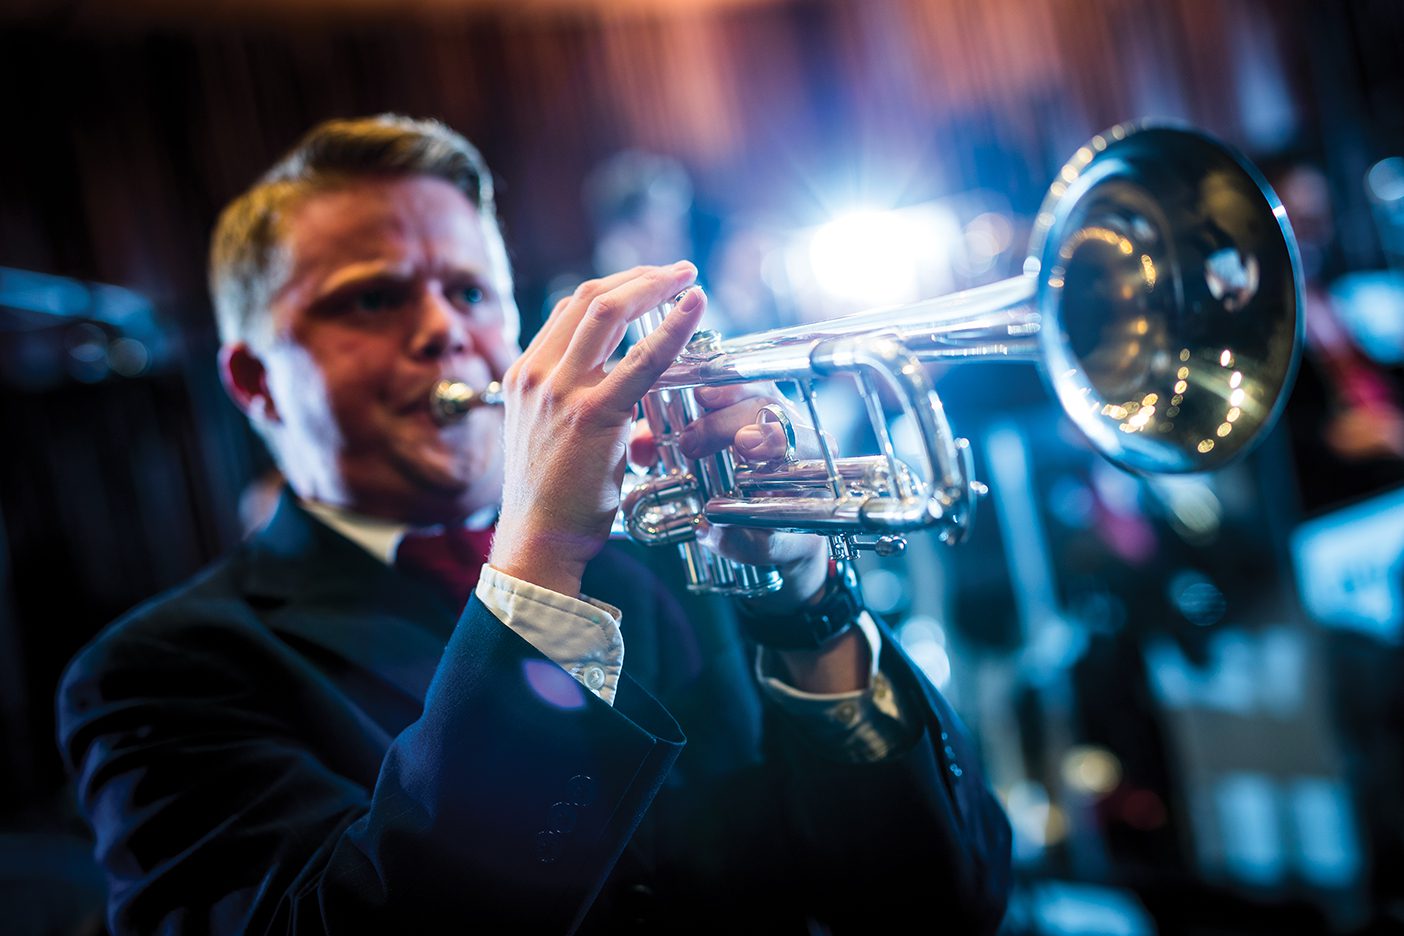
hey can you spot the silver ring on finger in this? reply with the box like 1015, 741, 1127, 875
755, 403, 799, 465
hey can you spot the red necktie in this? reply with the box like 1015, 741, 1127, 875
393, 525, 496, 611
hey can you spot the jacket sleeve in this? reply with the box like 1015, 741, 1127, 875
770, 627, 1012, 934
57, 595, 684, 934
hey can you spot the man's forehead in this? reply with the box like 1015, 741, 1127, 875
283, 175, 497, 264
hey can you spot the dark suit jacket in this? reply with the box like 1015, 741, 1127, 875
58, 491, 1010, 934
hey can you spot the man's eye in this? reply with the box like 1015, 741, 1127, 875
352, 289, 396, 313
456, 285, 486, 306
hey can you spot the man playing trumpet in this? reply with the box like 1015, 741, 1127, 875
58, 114, 1010, 933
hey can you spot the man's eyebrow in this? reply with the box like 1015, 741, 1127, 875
314, 262, 410, 300
434, 261, 493, 282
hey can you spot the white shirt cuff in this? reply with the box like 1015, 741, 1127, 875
474, 565, 624, 706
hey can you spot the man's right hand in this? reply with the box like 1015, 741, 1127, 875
489, 262, 707, 598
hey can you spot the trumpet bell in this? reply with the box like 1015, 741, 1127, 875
1032, 122, 1303, 473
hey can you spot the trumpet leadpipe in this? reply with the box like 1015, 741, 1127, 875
648, 278, 1044, 392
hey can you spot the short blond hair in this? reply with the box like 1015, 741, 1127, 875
209, 114, 496, 349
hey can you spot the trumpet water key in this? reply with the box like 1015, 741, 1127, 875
433, 122, 1305, 597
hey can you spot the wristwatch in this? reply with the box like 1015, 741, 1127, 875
736, 560, 864, 651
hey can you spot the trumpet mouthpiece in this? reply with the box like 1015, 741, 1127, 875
430, 378, 504, 424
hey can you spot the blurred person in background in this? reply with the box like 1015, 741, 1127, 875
704, 217, 793, 336
584, 149, 698, 278
55, 114, 1010, 934
1278, 163, 1404, 512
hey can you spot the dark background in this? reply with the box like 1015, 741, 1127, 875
3, 1, 1404, 933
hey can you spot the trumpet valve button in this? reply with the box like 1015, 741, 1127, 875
686, 329, 723, 353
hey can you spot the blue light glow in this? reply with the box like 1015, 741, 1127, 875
522, 659, 588, 710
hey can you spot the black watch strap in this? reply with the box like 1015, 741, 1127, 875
736, 560, 864, 651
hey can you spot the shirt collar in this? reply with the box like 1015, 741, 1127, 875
300, 498, 498, 566
301, 500, 406, 565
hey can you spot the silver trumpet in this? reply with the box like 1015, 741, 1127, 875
434, 122, 1304, 597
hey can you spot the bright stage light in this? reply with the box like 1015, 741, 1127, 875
806, 204, 956, 307
809, 210, 917, 304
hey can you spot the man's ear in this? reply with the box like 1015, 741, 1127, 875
219, 343, 281, 424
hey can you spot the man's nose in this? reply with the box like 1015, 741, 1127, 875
409, 289, 468, 361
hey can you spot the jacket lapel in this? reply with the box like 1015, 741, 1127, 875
241, 490, 459, 704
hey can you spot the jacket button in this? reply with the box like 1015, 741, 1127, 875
567, 774, 596, 806
620, 883, 657, 925
536, 831, 562, 863
549, 801, 578, 834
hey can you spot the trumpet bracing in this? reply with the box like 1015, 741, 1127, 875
433, 122, 1304, 597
